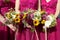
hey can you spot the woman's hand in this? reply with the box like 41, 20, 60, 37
0, 14, 6, 23
26, 24, 32, 28
6, 24, 17, 31
54, 15, 57, 19
0, 14, 17, 31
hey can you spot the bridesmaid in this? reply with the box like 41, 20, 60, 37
38, 0, 60, 40
0, 0, 38, 40
16, 0, 38, 40
0, 0, 16, 40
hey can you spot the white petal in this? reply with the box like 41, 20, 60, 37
45, 21, 52, 28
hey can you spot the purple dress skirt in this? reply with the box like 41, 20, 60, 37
0, 0, 60, 40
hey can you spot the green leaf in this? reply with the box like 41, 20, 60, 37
30, 28, 35, 32
22, 20, 28, 26
5, 20, 11, 24
12, 11, 16, 15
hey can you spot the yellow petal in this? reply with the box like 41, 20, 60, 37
14, 18, 20, 23
41, 20, 46, 24
33, 19, 40, 27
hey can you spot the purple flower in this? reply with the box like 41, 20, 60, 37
30, 13, 34, 19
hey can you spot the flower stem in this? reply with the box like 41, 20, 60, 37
45, 27, 47, 40
15, 29, 18, 40
35, 30, 39, 40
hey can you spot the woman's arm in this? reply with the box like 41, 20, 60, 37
0, 14, 17, 31
38, 0, 41, 11
0, 14, 6, 23
55, 0, 60, 18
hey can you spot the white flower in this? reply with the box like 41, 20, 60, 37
34, 11, 41, 17
45, 21, 52, 28
43, 15, 54, 28
47, 15, 53, 22
11, 11, 20, 19
32, 11, 41, 21
12, 15, 16, 19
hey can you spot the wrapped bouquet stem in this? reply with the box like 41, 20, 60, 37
15, 29, 18, 40
35, 29, 39, 40
43, 26, 48, 40
31, 27, 39, 40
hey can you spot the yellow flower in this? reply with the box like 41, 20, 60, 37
14, 18, 20, 23
23, 13, 27, 19
6, 13, 12, 19
41, 20, 46, 24
15, 14, 20, 18
33, 19, 40, 27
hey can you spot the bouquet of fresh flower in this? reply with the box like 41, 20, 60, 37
21, 9, 33, 25
4, 9, 20, 28
16, 9, 41, 32
31, 10, 41, 27
43, 14, 56, 29
40, 11, 56, 29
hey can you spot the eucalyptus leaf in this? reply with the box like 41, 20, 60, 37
5, 20, 11, 24
30, 28, 35, 32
